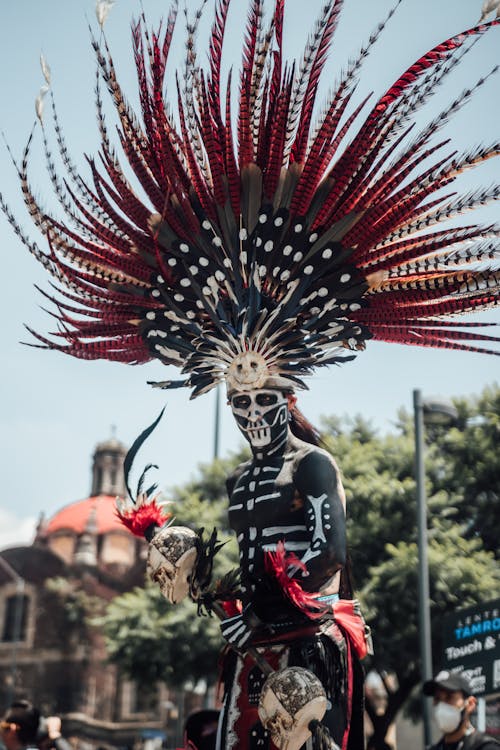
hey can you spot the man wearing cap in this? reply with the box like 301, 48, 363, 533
423, 671, 500, 750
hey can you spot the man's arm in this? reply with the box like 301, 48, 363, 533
293, 448, 347, 592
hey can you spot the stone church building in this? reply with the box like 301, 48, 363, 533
0, 438, 175, 748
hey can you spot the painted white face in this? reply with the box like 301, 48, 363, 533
230, 389, 289, 449
147, 526, 199, 604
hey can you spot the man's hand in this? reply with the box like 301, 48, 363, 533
220, 605, 261, 648
46, 717, 61, 741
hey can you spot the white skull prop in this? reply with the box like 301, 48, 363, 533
230, 389, 289, 449
147, 525, 199, 604
258, 667, 328, 750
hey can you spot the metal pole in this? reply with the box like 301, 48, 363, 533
413, 389, 433, 748
213, 384, 221, 460
476, 697, 486, 732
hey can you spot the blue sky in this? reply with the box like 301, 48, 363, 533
0, 0, 499, 550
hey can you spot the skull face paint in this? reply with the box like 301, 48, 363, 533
230, 389, 289, 451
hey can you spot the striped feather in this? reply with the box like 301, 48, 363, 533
1, 1, 498, 390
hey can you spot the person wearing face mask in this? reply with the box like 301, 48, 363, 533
423, 671, 500, 750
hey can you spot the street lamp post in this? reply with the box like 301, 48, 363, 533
413, 390, 433, 748
413, 390, 458, 749
213, 384, 221, 460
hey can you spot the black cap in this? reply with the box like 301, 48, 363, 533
423, 670, 472, 697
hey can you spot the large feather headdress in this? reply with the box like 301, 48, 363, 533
2, 0, 499, 398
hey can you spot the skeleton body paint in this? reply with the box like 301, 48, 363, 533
227, 436, 346, 607
216, 389, 361, 750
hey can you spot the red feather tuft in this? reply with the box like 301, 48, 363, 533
264, 541, 328, 620
116, 500, 170, 538
220, 599, 243, 617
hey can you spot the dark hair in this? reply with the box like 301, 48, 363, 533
289, 405, 322, 446
338, 551, 355, 600
184, 710, 219, 750
289, 402, 356, 601
5, 700, 40, 745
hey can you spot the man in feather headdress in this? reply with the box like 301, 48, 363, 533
3, 0, 500, 748
215, 361, 367, 749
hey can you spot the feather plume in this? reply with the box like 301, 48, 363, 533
264, 541, 328, 619
2, 2, 499, 395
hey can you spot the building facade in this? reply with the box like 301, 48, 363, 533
0, 438, 174, 748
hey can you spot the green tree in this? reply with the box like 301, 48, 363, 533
100, 385, 500, 748
430, 385, 500, 553
321, 385, 500, 747
103, 584, 222, 689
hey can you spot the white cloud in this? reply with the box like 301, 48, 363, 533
0, 511, 37, 552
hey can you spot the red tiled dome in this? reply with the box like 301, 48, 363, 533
44, 495, 125, 536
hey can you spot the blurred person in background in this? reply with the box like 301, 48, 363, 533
36, 717, 72, 750
176, 710, 219, 750
424, 671, 500, 750
0, 701, 39, 750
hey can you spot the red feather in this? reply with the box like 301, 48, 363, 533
264, 541, 328, 620
116, 500, 170, 538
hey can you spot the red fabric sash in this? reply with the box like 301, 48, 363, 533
332, 599, 371, 660
263, 542, 372, 660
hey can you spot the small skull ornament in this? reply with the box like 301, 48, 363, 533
258, 667, 328, 750
226, 351, 270, 392
147, 525, 199, 604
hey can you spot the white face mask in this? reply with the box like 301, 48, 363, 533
433, 701, 464, 734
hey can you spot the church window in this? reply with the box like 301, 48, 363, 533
2, 593, 29, 642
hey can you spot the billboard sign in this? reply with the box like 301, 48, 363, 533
440, 598, 500, 696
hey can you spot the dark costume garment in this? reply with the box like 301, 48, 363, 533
216, 432, 365, 750
218, 619, 365, 750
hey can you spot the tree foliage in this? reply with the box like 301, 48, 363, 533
102, 584, 223, 689
321, 385, 500, 745
100, 385, 500, 746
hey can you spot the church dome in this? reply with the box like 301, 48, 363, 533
37, 435, 141, 570
44, 494, 124, 536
